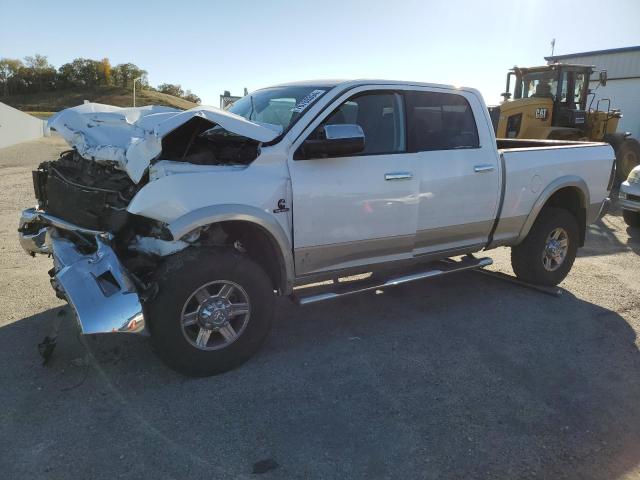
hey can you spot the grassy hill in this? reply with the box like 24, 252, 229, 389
1, 85, 197, 114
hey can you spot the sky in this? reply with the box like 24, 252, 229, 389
1, 0, 639, 106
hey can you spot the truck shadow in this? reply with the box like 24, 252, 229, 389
579, 212, 640, 257
2, 272, 640, 479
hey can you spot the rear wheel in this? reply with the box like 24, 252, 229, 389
511, 207, 579, 286
616, 138, 640, 181
146, 248, 274, 376
623, 209, 640, 228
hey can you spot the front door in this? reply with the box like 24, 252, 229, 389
288, 88, 419, 276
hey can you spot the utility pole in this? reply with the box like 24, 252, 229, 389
133, 76, 142, 107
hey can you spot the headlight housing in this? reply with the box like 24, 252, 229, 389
627, 169, 640, 184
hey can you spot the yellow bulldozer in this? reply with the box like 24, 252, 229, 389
489, 63, 640, 180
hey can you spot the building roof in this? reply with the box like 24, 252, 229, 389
545, 45, 640, 61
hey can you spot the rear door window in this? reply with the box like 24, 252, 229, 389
406, 91, 479, 152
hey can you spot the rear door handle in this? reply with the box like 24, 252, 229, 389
385, 172, 413, 181
474, 164, 495, 173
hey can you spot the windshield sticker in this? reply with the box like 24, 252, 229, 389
291, 89, 325, 113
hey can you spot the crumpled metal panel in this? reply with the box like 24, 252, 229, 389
48, 102, 282, 183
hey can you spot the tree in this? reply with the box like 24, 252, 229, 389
23, 54, 56, 92
183, 90, 201, 104
23, 54, 50, 71
157, 84, 201, 103
157, 83, 184, 98
112, 63, 147, 88
57, 62, 77, 88
0, 58, 23, 96
99, 58, 112, 85
0, 55, 204, 105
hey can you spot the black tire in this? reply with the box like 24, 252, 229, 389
623, 209, 640, 228
146, 248, 274, 376
616, 138, 640, 182
511, 207, 579, 286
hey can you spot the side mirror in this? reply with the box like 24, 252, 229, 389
500, 92, 512, 101
299, 124, 365, 159
599, 70, 607, 86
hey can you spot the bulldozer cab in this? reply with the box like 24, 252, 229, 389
496, 64, 595, 139
492, 62, 639, 181
512, 64, 591, 126
505, 64, 591, 108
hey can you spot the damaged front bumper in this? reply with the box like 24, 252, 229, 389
19, 208, 147, 336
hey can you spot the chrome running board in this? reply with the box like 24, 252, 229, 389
295, 256, 493, 305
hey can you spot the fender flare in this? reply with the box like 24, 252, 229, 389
167, 204, 295, 294
516, 176, 590, 244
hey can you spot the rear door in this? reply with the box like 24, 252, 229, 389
406, 88, 501, 255
287, 87, 419, 276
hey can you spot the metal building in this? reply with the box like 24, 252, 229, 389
546, 46, 640, 138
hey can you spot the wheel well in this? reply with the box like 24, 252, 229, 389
542, 187, 586, 246
204, 221, 286, 294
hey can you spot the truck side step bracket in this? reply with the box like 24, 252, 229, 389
471, 268, 563, 297
295, 256, 493, 305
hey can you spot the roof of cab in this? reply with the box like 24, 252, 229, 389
263, 79, 480, 96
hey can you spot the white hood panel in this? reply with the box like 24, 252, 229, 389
48, 102, 282, 183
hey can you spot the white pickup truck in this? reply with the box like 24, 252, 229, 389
19, 80, 615, 376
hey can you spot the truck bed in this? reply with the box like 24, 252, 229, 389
490, 140, 615, 247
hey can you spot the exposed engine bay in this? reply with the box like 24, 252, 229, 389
163, 117, 260, 166
33, 116, 262, 234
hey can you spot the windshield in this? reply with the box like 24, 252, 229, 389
520, 71, 558, 100
228, 85, 330, 134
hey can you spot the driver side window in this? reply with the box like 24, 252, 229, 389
312, 91, 406, 156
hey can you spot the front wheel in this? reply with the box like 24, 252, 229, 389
146, 248, 274, 376
616, 138, 640, 182
511, 207, 579, 286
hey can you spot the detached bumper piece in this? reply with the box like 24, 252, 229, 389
51, 235, 146, 335
18, 208, 147, 336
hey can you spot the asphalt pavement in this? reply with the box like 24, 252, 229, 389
2, 136, 640, 479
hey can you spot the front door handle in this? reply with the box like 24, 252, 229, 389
385, 172, 413, 181
474, 164, 495, 173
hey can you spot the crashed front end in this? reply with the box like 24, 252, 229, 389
19, 208, 147, 335
18, 102, 281, 338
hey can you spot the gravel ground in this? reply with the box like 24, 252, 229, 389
1, 136, 640, 479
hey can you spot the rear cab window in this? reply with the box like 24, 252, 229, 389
406, 91, 479, 152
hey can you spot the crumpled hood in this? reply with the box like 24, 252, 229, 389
48, 102, 282, 183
